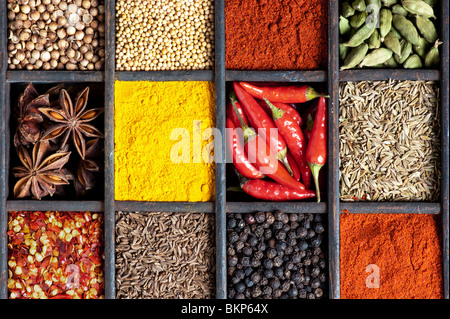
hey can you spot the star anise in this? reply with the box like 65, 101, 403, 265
12, 140, 72, 200
75, 138, 102, 196
14, 83, 64, 147
38, 87, 104, 159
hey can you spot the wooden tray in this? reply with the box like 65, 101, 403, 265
0, 0, 448, 299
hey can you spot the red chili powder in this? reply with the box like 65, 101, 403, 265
340, 212, 443, 299
225, 0, 328, 70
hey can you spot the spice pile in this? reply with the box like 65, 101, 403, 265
339, 80, 440, 201
12, 83, 104, 200
340, 0, 442, 69
7, 0, 105, 71
227, 82, 328, 202
340, 212, 443, 299
225, 0, 328, 70
115, 212, 215, 299
114, 81, 215, 202
8, 211, 104, 299
227, 212, 327, 299
115, 0, 214, 71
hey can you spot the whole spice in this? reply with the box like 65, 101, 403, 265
227, 212, 327, 299
265, 99, 311, 189
226, 118, 263, 180
11, 83, 104, 200
232, 83, 292, 174
239, 82, 328, 104
115, 212, 215, 299
239, 178, 316, 201
340, 212, 443, 299
306, 97, 327, 202
339, 80, 440, 201
114, 81, 215, 201
7, 0, 105, 70
115, 0, 214, 71
8, 211, 104, 299
225, 0, 327, 70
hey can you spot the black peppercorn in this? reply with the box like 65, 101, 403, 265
311, 278, 321, 289
228, 218, 237, 229
298, 241, 308, 251
244, 277, 254, 288
245, 288, 251, 298
288, 287, 298, 298
273, 221, 283, 230
274, 267, 284, 278
311, 267, 321, 278
262, 286, 272, 296
266, 248, 277, 259
244, 214, 255, 225
251, 286, 262, 298
227, 247, 236, 256
306, 229, 315, 239
244, 267, 253, 277
231, 276, 241, 285
311, 235, 322, 248
319, 273, 326, 282
287, 238, 297, 247
275, 230, 286, 241
251, 258, 261, 267
243, 246, 253, 256
303, 275, 311, 285
241, 256, 250, 267
265, 212, 275, 225
263, 229, 272, 240
292, 272, 304, 284
298, 289, 307, 299
254, 250, 264, 260
251, 272, 261, 284
228, 231, 239, 243
275, 241, 287, 251
268, 238, 276, 248
257, 242, 266, 252
235, 241, 245, 251
280, 280, 290, 292
314, 223, 324, 234
255, 211, 266, 224
303, 257, 311, 267
314, 288, 323, 298
235, 269, 245, 280
228, 288, 236, 299
307, 293, 315, 299
228, 266, 236, 277
289, 214, 299, 222
272, 289, 282, 298
269, 277, 280, 290
228, 255, 238, 267
280, 293, 289, 299
236, 219, 246, 229
235, 282, 245, 293
235, 293, 245, 299
254, 226, 264, 237
263, 258, 274, 269
296, 227, 307, 238
273, 256, 284, 268
264, 269, 274, 278
248, 236, 258, 247
282, 224, 290, 232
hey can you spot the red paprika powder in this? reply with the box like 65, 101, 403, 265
225, 0, 328, 70
340, 212, 443, 299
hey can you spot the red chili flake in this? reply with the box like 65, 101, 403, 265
7, 211, 105, 299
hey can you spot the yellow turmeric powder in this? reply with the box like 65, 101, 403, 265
114, 81, 215, 201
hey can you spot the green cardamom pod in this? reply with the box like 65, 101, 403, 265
390, 26, 404, 39
381, 0, 398, 6
350, 11, 369, 28
380, 9, 393, 40
415, 15, 438, 43
384, 56, 399, 68
344, 24, 376, 47
340, 43, 351, 61
393, 14, 420, 46
424, 40, 442, 68
392, 4, 408, 16
383, 31, 402, 56
340, 16, 352, 36
413, 37, 431, 58
352, 0, 367, 11
394, 38, 413, 64
403, 53, 423, 68
342, 1, 356, 18
359, 48, 393, 67
368, 29, 381, 49
401, 0, 436, 19
341, 44, 370, 70
422, 0, 436, 6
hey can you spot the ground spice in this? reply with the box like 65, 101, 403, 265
340, 212, 443, 299
225, 0, 328, 70
114, 81, 215, 202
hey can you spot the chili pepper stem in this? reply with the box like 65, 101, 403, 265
306, 87, 330, 100
308, 162, 323, 202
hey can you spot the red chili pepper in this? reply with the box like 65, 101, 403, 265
256, 99, 303, 127
306, 97, 327, 202
286, 150, 301, 182
304, 113, 314, 144
240, 82, 329, 104
232, 82, 293, 175
226, 118, 263, 180
265, 98, 311, 189
226, 101, 249, 128
231, 100, 306, 192
240, 177, 315, 201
